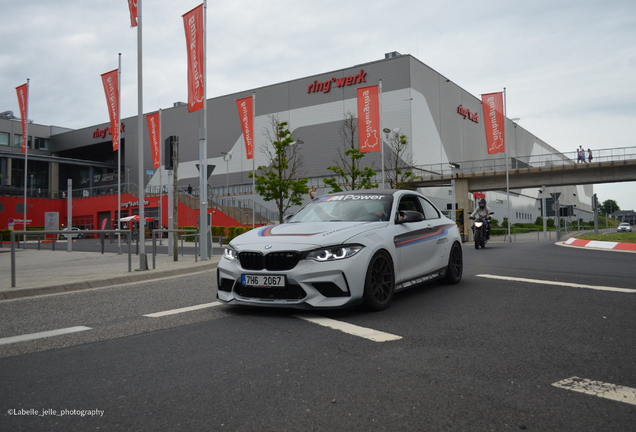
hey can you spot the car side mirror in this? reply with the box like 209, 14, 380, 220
283, 214, 294, 224
396, 210, 425, 224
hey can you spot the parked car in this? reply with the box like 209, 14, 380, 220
61, 227, 84, 239
617, 223, 632, 232
217, 189, 463, 311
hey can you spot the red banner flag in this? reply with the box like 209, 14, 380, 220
357, 85, 381, 152
147, 112, 161, 169
127, 0, 138, 27
182, 4, 205, 113
236, 96, 254, 159
481, 92, 505, 154
101, 69, 119, 151
15, 83, 28, 154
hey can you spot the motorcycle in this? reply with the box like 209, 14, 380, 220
469, 212, 494, 249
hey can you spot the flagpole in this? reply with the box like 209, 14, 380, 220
117, 54, 122, 254
159, 108, 163, 245
252, 92, 255, 228
504, 87, 511, 242
23, 79, 30, 236
379, 79, 384, 189
137, 0, 147, 269
199, 0, 209, 260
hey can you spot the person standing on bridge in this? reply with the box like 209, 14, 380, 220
588, 148, 593, 163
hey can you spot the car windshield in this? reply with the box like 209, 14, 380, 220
289, 194, 393, 223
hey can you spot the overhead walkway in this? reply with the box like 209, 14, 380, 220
409, 146, 636, 191
408, 146, 636, 243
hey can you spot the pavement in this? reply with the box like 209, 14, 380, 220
0, 243, 220, 301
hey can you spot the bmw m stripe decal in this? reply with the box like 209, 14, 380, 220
394, 224, 455, 248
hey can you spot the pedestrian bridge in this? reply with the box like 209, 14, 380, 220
409, 146, 636, 192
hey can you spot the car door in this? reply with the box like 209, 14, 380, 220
393, 195, 442, 287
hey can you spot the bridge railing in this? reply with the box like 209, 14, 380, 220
413, 146, 636, 180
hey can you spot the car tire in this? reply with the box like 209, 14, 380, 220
362, 250, 395, 312
443, 242, 463, 285
474, 230, 481, 249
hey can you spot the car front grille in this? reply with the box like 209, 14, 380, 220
238, 251, 301, 271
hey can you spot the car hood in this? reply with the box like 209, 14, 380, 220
230, 222, 388, 250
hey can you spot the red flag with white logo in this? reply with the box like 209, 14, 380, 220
357, 85, 381, 153
182, 4, 205, 113
236, 96, 254, 159
147, 112, 161, 168
481, 92, 505, 154
16, 83, 28, 154
127, 0, 138, 27
101, 69, 119, 151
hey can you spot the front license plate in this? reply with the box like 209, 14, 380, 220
241, 274, 286, 288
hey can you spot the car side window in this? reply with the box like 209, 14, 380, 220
418, 197, 440, 220
397, 196, 423, 214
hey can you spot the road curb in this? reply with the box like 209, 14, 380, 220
557, 238, 636, 253
0, 261, 219, 301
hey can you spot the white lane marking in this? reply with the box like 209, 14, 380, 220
476, 274, 636, 293
293, 314, 402, 342
552, 377, 636, 406
143, 301, 222, 318
0, 326, 92, 346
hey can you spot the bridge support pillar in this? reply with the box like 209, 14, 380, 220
455, 178, 473, 243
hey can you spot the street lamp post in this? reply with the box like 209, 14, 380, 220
382, 128, 390, 188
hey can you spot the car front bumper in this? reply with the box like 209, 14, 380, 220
216, 249, 372, 309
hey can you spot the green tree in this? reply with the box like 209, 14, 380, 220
250, 117, 309, 224
599, 199, 620, 216
323, 112, 377, 193
385, 130, 415, 189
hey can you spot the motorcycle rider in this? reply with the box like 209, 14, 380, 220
471, 198, 492, 239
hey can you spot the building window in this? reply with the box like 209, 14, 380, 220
34, 137, 49, 150
0, 131, 9, 146
14, 134, 32, 149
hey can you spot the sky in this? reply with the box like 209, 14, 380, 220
2, 0, 635, 210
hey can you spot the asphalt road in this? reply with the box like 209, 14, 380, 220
0, 241, 635, 431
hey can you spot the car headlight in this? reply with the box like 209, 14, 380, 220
306, 245, 363, 262
223, 247, 238, 261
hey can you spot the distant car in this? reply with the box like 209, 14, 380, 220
61, 227, 84, 239
617, 223, 632, 232
217, 189, 463, 311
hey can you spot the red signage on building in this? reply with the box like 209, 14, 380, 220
307, 69, 367, 94
457, 104, 479, 123
473, 192, 486, 199
92, 123, 125, 139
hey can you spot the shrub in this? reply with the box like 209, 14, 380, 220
535, 216, 543, 226
547, 218, 555, 228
